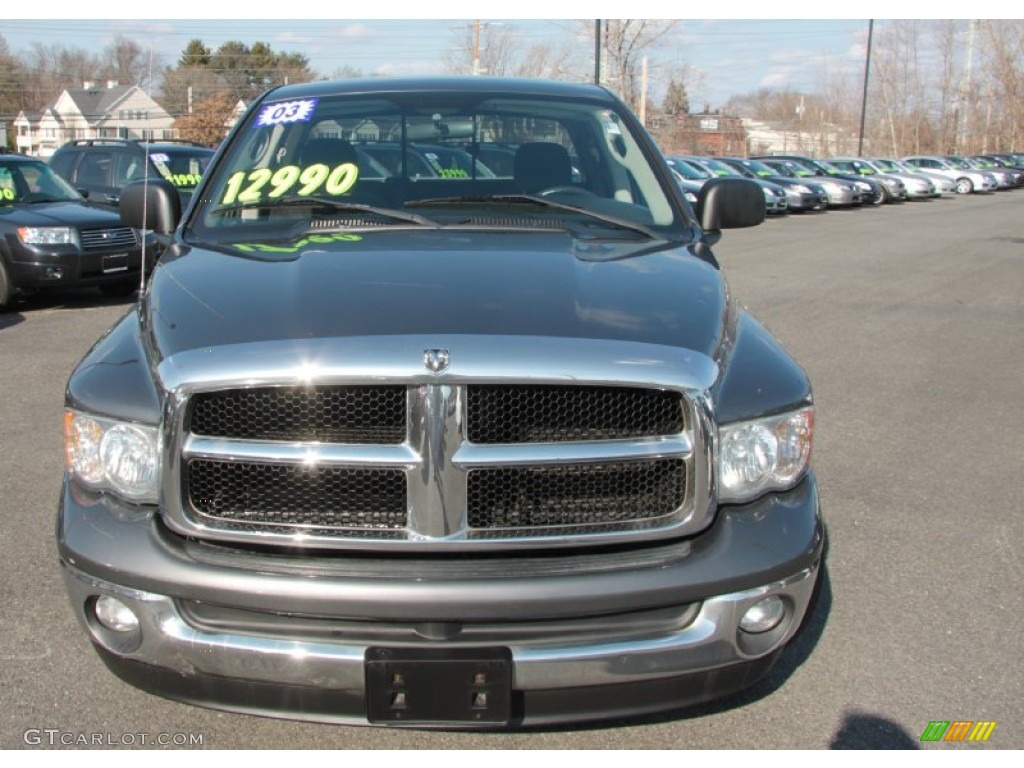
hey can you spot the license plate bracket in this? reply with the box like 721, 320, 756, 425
365, 647, 512, 725
102, 253, 128, 273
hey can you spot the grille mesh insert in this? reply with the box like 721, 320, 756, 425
467, 459, 685, 529
188, 460, 407, 529
188, 386, 406, 443
467, 385, 683, 444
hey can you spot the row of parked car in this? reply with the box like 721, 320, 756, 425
665, 152, 1024, 217
3, 132, 1021, 312
0, 139, 215, 311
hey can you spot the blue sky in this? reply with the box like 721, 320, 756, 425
2, 7, 990, 109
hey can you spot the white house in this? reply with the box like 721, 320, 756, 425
14, 81, 175, 157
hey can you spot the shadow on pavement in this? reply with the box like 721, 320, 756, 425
0, 310, 25, 331
830, 712, 920, 749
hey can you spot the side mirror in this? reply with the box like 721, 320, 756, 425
119, 178, 181, 234
696, 178, 765, 236
76, 188, 90, 199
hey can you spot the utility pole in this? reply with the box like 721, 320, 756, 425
857, 19, 874, 156
639, 56, 648, 125
473, 19, 481, 76
594, 20, 602, 85
958, 19, 976, 153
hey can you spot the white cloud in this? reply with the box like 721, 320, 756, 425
337, 23, 373, 40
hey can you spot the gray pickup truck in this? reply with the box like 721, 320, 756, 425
59, 77, 822, 728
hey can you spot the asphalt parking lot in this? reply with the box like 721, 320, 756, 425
1, 192, 1021, 749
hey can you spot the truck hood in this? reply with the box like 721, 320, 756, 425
144, 230, 727, 362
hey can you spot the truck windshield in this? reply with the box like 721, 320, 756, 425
190, 90, 684, 241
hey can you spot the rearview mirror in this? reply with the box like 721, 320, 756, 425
696, 178, 765, 234
119, 178, 181, 234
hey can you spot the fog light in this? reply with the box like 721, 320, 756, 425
740, 595, 785, 634
45, 266, 63, 279
94, 596, 139, 632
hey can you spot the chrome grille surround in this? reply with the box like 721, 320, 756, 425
80, 226, 139, 252
158, 335, 718, 552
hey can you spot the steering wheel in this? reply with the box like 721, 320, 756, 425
536, 185, 597, 198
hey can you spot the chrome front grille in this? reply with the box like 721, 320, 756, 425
160, 336, 716, 551
80, 226, 138, 252
466, 385, 684, 443
189, 385, 406, 443
466, 459, 686, 530
188, 460, 407, 530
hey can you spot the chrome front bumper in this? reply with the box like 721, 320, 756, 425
59, 473, 823, 726
64, 562, 817, 692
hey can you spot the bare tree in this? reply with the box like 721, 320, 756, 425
597, 20, 679, 111
444, 22, 520, 76
100, 35, 160, 88
867, 20, 932, 155
981, 20, 1024, 151
329, 65, 366, 80
0, 34, 27, 126
444, 22, 582, 81
932, 21, 963, 154
20, 43, 102, 108
513, 41, 582, 81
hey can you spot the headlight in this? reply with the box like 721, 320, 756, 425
855, 181, 872, 192
18, 226, 73, 245
718, 407, 813, 503
64, 410, 160, 503
794, 185, 811, 194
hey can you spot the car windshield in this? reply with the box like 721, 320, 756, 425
0, 159, 82, 205
733, 158, 777, 178
872, 158, 902, 173
811, 160, 848, 176
665, 157, 711, 180
688, 157, 740, 177
847, 160, 878, 175
190, 88, 683, 242
762, 161, 804, 179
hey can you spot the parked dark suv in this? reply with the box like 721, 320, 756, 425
0, 153, 150, 309
48, 139, 214, 209
59, 77, 822, 728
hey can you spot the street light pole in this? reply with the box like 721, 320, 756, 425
594, 20, 602, 85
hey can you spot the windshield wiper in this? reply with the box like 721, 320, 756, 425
404, 194, 662, 240
211, 196, 439, 227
